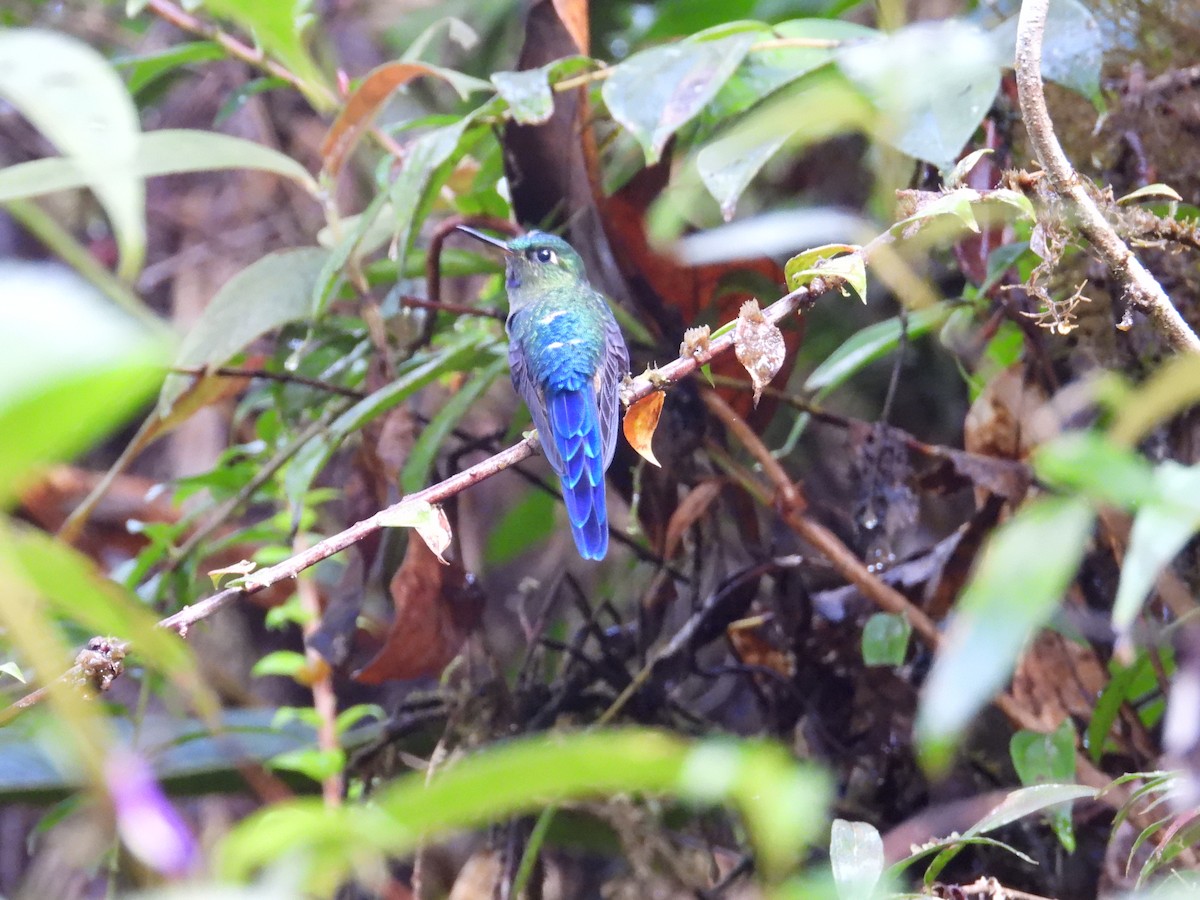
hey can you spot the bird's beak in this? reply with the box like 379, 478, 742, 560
456, 225, 511, 253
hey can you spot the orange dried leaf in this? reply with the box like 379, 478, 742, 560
322, 62, 440, 177
623, 390, 665, 467
354, 537, 460, 684
733, 299, 785, 406
550, 0, 590, 53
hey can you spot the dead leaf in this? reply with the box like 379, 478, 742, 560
322, 62, 453, 177
353, 536, 480, 683
550, 0, 589, 53
599, 163, 797, 423
733, 299, 786, 406
1011, 630, 1108, 732
679, 325, 711, 358
662, 480, 722, 559
728, 614, 795, 679
623, 390, 665, 467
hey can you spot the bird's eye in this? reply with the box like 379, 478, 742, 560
534, 247, 556, 264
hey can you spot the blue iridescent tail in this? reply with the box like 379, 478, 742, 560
546, 386, 608, 560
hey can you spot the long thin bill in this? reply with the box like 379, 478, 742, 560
455, 225, 511, 252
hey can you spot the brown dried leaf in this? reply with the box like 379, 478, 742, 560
353, 536, 477, 683
679, 324, 711, 358
733, 299, 785, 406
727, 614, 795, 678
623, 390, 665, 467
322, 62, 445, 177
662, 480, 722, 559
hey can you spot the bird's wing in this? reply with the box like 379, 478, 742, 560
596, 307, 630, 470
508, 324, 565, 474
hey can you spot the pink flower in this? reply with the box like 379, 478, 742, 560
105, 752, 198, 878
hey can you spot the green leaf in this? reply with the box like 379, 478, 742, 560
0, 29, 144, 279
400, 355, 506, 493
861, 613, 911, 667
1110, 354, 1200, 448
0, 262, 168, 507
113, 41, 226, 94
917, 497, 1094, 765
269, 747, 345, 782
1010, 720, 1078, 851
492, 57, 591, 125
0, 708, 364, 802
697, 129, 791, 221
830, 819, 884, 899
334, 704, 385, 736
160, 247, 331, 410
199, 0, 330, 107
964, 782, 1095, 835
1113, 462, 1200, 635
311, 116, 484, 315
283, 330, 489, 505
1033, 431, 1157, 510
804, 303, 951, 397
944, 148, 993, 188
1118, 183, 1183, 205
1011, 720, 1078, 784
0, 661, 26, 684
785, 243, 866, 301
6, 523, 209, 712
922, 783, 1095, 883
219, 729, 831, 888
251, 650, 309, 679
604, 33, 757, 165
702, 19, 877, 125
837, 20, 1000, 166
1087, 655, 1151, 762
988, 0, 1103, 102
485, 488, 557, 565
0, 129, 318, 205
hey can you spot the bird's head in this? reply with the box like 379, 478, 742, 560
457, 227, 587, 303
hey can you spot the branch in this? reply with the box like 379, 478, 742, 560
1013, 0, 1200, 353
3, 276, 823, 723
159, 278, 817, 635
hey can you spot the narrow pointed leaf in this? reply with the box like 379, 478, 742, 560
160, 248, 330, 411
0, 29, 144, 278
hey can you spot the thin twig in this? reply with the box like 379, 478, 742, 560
144, 0, 335, 111
3, 280, 822, 720
1014, 0, 1200, 353
171, 366, 366, 399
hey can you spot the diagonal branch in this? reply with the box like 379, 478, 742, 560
4, 277, 829, 719
1014, 0, 1200, 353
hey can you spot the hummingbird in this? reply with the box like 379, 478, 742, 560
457, 226, 629, 560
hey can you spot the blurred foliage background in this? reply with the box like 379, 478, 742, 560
3, 0, 1200, 897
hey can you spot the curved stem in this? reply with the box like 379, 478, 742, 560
1014, 0, 1200, 353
